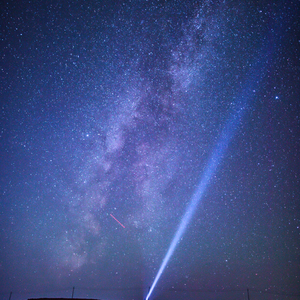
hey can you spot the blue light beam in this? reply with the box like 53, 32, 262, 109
145, 103, 245, 300
145, 4, 287, 295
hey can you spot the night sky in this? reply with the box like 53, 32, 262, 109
1, 1, 300, 300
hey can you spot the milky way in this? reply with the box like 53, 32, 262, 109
1, 1, 299, 300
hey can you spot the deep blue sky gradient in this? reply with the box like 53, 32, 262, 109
1, 1, 299, 300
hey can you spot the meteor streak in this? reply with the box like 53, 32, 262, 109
110, 214, 125, 228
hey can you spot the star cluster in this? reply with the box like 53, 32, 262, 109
1, 1, 299, 300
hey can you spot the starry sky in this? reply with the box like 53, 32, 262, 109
1, 1, 300, 300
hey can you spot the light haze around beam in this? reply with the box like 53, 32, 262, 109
145, 101, 245, 300
145, 52, 268, 299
